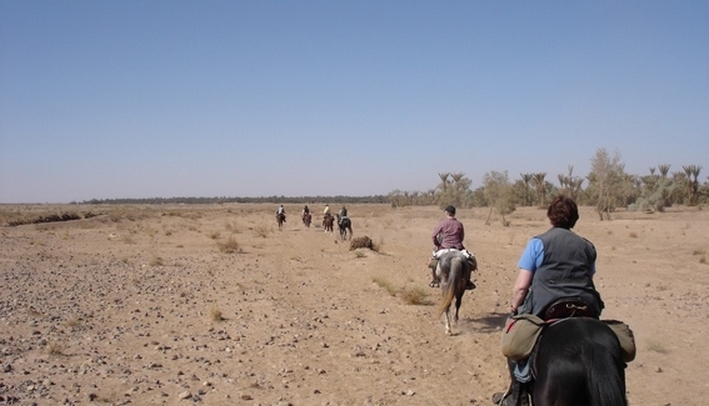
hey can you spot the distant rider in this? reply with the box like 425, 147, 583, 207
338, 206, 349, 226
276, 204, 286, 221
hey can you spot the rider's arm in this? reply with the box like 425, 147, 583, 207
510, 238, 543, 313
511, 269, 533, 313
431, 224, 443, 248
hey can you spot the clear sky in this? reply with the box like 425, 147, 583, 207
1, 1, 707, 203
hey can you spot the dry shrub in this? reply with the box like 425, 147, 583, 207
218, 237, 241, 254
210, 231, 221, 239
349, 236, 378, 251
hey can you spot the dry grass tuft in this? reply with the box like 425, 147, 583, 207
150, 256, 165, 266
628, 232, 638, 238
217, 237, 241, 254
63, 317, 81, 328
646, 339, 669, 354
253, 225, 269, 238
45, 341, 65, 356
372, 276, 397, 296
210, 231, 221, 239
209, 305, 224, 322
400, 287, 428, 305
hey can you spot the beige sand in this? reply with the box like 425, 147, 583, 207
1, 203, 707, 405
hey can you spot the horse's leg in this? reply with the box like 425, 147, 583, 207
444, 308, 452, 335
454, 292, 463, 323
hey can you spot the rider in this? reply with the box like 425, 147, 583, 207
276, 204, 286, 219
338, 206, 349, 226
302, 205, 310, 216
323, 204, 331, 219
494, 195, 604, 406
429, 205, 476, 290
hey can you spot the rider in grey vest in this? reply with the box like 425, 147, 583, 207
494, 195, 604, 406
517, 227, 603, 318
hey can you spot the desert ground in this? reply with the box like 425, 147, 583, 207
1, 203, 708, 405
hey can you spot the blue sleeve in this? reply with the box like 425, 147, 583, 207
517, 238, 544, 272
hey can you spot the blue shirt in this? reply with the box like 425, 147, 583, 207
518, 237, 595, 274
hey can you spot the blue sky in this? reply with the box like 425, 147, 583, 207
1, 1, 707, 203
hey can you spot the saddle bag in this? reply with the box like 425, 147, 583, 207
501, 313, 546, 361
602, 319, 637, 363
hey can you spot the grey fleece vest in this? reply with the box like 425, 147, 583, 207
521, 227, 604, 318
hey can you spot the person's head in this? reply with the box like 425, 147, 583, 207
547, 195, 579, 229
444, 205, 456, 217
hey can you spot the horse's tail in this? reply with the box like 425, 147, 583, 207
436, 256, 463, 317
584, 342, 627, 406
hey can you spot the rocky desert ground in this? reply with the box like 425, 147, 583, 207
1, 203, 708, 405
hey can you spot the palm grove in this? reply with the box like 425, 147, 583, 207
388, 148, 706, 224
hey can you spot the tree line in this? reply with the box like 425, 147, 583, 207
388, 148, 707, 223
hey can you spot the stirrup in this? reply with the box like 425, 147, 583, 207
465, 280, 476, 290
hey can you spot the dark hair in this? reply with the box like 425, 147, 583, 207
547, 195, 579, 229
444, 205, 456, 216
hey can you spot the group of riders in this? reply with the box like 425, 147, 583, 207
275, 203, 350, 228
276, 196, 635, 405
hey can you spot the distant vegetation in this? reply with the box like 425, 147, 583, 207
67, 148, 707, 224
76, 195, 389, 205
388, 148, 707, 222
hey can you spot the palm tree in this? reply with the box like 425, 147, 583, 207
520, 173, 533, 206
682, 165, 702, 206
533, 172, 547, 208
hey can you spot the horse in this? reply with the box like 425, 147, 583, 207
322, 214, 334, 234
336, 214, 352, 240
276, 213, 286, 230
532, 317, 627, 406
435, 249, 471, 335
302, 212, 312, 228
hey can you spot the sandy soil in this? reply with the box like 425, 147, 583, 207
1, 203, 708, 405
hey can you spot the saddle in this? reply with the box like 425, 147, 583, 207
543, 297, 598, 320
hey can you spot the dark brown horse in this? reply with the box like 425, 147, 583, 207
276, 213, 286, 230
302, 212, 312, 228
336, 214, 352, 240
532, 318, 627, 406
322, 214, 334, 234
